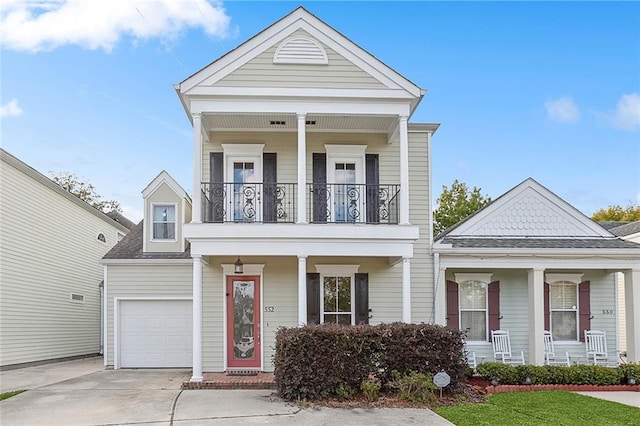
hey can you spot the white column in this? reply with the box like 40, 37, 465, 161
434, 254, 447, 325
296, 113, 307, 224
624, 269, 640, 363
528, 268, 545, 365
402, 257, 411, 323
398, 116, 410, 225
298, 256, 307, 325
190, 255, 203, 382
192, 113, 203, 223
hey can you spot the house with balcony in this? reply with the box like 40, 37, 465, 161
102, 7, 438, 379
102, 7, 640, 381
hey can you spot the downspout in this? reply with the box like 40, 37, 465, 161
99, 280, 104, 355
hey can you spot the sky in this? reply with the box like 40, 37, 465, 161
2, 1, 639, 223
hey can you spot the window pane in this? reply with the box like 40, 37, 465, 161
324, 314, 337, 324
337, 276, 351, 312
337, 314, 351, 325
551, 311, 577, 340
460, 281, 486, 309
550, 282, 577, 309
461, 311, 486, 341
323, 277, 337, 312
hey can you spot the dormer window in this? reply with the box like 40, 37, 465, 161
152, 204, 176, 240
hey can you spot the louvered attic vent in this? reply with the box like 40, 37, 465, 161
273, 37, 328, 64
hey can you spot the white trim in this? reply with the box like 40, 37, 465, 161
221, 143, 266, 156
142, 170, 190, 199
454, 273, 494, 284
113, 296, 193, 370
96, 233, 107, 243
150, 203, 178, 242
548, 281, 580, 342
192, 113, 203, 223
315, 264, 360, 275
457, 280, 489, 342
545, 273, 584, 284
221, 264, 265, 371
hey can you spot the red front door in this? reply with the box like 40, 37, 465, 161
226, 275, 261, 369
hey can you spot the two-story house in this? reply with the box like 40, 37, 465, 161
102, 7, 640, 382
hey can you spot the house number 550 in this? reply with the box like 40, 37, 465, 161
264, 306, 275, 312
602, 309, 614, 315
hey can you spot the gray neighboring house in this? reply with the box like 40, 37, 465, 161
433, 178, 640, 365
0, 148, 132, 368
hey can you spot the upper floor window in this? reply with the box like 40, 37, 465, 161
459, 280, 488, 341
152, 204, 176, 240
550, 281, 578, 341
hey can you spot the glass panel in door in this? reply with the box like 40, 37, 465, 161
334, 163, 356, 222
233, 162, 257, 222
226, 276, 261, 369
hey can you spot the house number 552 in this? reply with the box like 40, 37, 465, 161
264, 306, 275, 312
602, 309, 614, 315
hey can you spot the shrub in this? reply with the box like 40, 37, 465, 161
361, 379, 381, 402
477, 363, 627, 386
388, 370, 437, 404
336, 383, 356, 400
620, 363, 640, 383
273, 323, 466, 401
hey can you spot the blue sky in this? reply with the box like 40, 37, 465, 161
2, 1, 639, 222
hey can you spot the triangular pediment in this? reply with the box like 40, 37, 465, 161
447, 178, 611, 238
178, 7, 422, 97
142, 170, 190, 202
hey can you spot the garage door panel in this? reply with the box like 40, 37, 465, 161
120, 300, 192, 368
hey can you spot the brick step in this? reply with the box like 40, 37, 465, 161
182, 372, 276, 390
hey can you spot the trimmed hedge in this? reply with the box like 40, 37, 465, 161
273, 323, 467, 400
476, 362, 639, 386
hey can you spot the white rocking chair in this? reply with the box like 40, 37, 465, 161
543, 330, 571, 366
584, 330, 619, 367
491, 330, 525, 365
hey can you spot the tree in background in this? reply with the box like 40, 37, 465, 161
50, 172, 122, 213
591, 203, 640, 222
433, 180, 491, 236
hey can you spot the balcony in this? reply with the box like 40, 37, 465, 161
200, 183, 400, 224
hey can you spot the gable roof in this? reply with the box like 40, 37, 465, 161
434, 178, 640, 251
1, 148, 130, 234
142, 170, 191, 202
106, 211, 136, 230
609, 220, 640, 238
176, 7, 424, 114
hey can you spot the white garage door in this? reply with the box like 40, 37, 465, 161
120, 300, 192, 368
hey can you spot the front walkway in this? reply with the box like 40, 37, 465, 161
182, 372, 276, 389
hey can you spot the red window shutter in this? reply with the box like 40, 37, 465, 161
578, 281, 591, 342
446, 280, 459, 329
544, 282, 550, 331
488, 281, 500, 341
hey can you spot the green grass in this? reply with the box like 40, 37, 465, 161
436, 391, 640, 426
0, 390, 26, 401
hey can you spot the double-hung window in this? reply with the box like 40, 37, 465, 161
550, 281, 578, 341
459, 280, 488, 341
152, 204, 176, 240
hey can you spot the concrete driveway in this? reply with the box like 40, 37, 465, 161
0, 359, 453, 425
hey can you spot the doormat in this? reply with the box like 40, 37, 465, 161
226, 370, 259, 376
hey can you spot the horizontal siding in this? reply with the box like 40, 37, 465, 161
105, 264, 193, 367
0, 161, 123, 367
458, 270, 619, 364
214, 30, 385, 89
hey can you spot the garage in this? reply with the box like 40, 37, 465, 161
119, 300, 192, 368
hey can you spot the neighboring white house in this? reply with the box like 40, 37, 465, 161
101, 7, 640, 381
0, 148, 132, 368
433, 178, 640, 366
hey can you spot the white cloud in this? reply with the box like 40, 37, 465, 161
544, 96, 580, 124
0, 98, 24, 117
605, 93, 640, 131
0, 0, 230, 52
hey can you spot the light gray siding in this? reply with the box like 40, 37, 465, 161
0, 155, 125, 367
213, 30, 386, 89
144, 182, 185, 253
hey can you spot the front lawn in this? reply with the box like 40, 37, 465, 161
436, 391, 640, 426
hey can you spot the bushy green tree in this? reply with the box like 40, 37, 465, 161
433, 180, 491, 236
591, 203, 640, 222
50, 171, 122, 213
